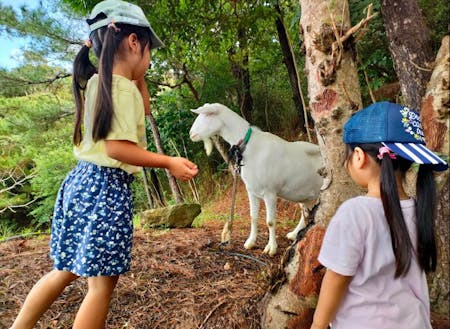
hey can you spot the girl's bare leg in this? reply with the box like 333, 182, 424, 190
72, 275, 119, 329
11, 269, 78, 329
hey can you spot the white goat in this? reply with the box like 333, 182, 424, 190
189, 103, 323, 255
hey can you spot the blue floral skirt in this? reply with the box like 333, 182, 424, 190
50, 161, 134, 277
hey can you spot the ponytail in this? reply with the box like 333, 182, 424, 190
416, 164, 437, 272
72, 44, 97, 145
92, 26, 116, 142
379, 152, 413, 278
92, 24, 152, 142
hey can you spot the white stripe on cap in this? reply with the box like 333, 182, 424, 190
409, 143, 443, 164
382, 142, 447, 165
388, 142, 423, 163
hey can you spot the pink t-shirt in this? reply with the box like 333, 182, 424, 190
318, 196, 431, 329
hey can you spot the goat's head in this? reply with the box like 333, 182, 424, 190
189, 103, 224, 155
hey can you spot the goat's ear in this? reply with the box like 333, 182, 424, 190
191, 104, 219, 115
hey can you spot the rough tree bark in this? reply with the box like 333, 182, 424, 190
261, 1, 367, 328
420, 36, 450, 316
381, 0, 434, 110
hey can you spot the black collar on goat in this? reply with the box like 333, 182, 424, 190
228, 126, 253, 171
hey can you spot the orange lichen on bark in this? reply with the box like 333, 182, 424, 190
289, 225, 326, 297
287, 307, 315, 329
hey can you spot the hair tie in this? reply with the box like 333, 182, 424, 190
377, 146, 396, 160
108, 20, 121, 32
84, 39, 92, 48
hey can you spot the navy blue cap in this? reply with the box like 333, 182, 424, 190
343, 102, 448, 171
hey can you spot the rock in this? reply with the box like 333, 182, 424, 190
140, 203, 201, 229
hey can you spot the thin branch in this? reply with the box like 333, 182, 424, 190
358, 56, 376, 103
197, 301, 226, 329
0, 172, 36, 194
0, 72, 71, 86
0, 198, 39, 214
409, 59, 433, 72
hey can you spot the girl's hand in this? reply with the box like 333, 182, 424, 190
167, 157, 199, 181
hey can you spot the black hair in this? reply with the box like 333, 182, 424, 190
345, 143, 437, 277
72, 16, 152, 145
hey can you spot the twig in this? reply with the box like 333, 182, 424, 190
409, 59, 433, 72
358, 56, 376, 103
211, 249, 268, 266
169, 139, 200, 203
0, 199, 39, 214
0, 249, 48, 259
0, 232, 48, 243
340, 4, 377, 44
197, 301, 226, 329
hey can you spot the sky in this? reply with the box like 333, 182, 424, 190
0, 0, 42, 69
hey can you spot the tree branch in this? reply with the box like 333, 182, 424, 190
0, 72, 71, 86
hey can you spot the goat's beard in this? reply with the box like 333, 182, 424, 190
203, 138, 213, 156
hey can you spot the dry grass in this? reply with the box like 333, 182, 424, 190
0, 181, 298, 329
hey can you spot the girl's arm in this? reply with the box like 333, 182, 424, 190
104, 140, 198, 181
310, 269, 352, 329
134, 77, 151, 115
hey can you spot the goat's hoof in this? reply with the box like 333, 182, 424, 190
286, 231, 297, 241
263, 244, 277, 256
244, 240, 256, 250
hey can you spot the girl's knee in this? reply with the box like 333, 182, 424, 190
87, 276, 119, 297
47, 269, 79, 285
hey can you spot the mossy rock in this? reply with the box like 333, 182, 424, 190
140, 203, 201, 229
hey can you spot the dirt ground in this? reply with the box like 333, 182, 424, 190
1, 181, 449, 329
0, 182, 297, 329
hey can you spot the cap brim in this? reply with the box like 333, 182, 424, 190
148, 26, 164, 49
383, 142, 448, 171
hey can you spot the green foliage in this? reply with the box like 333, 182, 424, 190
349, 0, 395, 105
418, 0, 449, 51
0, 90, 74, 228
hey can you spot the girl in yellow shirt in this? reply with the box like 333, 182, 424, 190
11, 1, 198, 328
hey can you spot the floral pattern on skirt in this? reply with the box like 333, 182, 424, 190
50, 161, 134, 277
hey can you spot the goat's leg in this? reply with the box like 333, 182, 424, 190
286, 204, 307, 240
244, 193, 260, 250
263, 193, 277, 256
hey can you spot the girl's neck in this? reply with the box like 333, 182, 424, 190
112, 68, 132, 80
366, 174, 410, 200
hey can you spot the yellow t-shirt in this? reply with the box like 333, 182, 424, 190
74, 74, 147, 174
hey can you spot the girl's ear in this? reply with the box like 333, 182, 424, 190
127, 33, 139, 52
352, 147, 367, 169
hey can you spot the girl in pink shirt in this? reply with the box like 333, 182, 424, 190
311, 102, 448, 329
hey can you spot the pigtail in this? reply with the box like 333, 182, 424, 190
416, 164, 437, 272
379, 154, 413, 278
72, 44, 97, 145
92, 26, 117, 142
92, 24, 152, 142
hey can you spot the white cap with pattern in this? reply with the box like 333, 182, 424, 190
87, 0, 164, 49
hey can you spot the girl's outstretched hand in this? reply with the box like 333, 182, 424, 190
167, 157, 199, 181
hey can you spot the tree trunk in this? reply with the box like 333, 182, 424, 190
146, 114, 184, 204
229, 25, 253, 123
261, 1, 363, 327
420, 35, 450, 316
381, 0, 434, 110
274, 3, 307, 136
